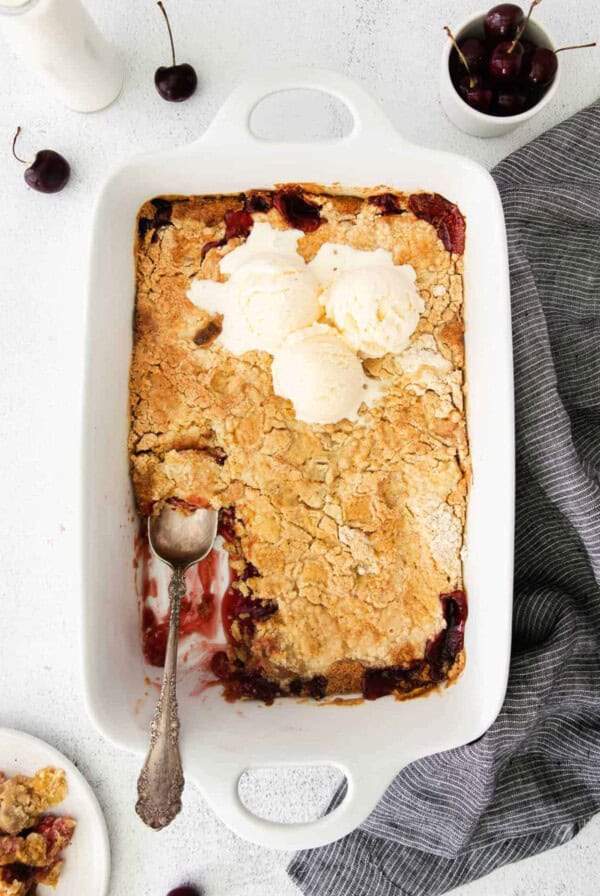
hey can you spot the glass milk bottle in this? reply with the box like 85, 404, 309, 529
0, 0, 123, 112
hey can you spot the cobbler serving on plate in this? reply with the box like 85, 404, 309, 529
129, 184, 469, 703
0, 768, 75, 896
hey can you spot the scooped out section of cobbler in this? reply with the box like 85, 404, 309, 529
130, 185, 469, 703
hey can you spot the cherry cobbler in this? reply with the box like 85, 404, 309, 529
0, 768, 75, 895
130, 184, 469, 703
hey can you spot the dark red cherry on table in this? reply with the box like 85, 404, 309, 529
11, 127, 70, 194
484, 4, 524, 41
166, 887, 202, 896
154, 1, 198, 102
490, 39, 524, 80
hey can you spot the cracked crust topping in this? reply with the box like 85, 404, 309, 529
130, 184, 469, 697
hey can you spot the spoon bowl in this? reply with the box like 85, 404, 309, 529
148, 503, 219, 568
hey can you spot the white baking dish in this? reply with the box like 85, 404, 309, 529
82, 67, 514, 851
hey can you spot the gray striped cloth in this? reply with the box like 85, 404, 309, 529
289, 99, 600, 896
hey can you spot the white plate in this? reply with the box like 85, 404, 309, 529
0, 728, 110, 896
83, 66, 514, 851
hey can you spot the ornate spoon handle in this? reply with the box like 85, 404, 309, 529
136, 565, 186, 829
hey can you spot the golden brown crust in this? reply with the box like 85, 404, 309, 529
130, 185, 469, 694
0, 833, 46, 867
0, 768, 67, 836
0, 768, 74, 895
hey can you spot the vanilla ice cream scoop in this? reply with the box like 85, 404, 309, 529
272, 324, 379, 425
187, 223, 320, 355
322, 264, 424, 358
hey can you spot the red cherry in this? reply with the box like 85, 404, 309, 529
488, 0, 544, 79
445, 25, 489, 93
154, 2, 197, 102
527, 47, 557, 86
155, 63, 197, 102
494, 89, 528, 115
458, 75, 494, 113
490, 40, 524, 80
528, 42, 596, 87
456, 38, 488, 73
484, 4, 524, 41
166, 887, 202, 896
11, 127, 70, 194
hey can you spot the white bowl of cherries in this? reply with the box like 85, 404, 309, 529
440, 0, 596, 137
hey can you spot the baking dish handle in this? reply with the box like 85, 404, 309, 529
193, 756, 400, 851
201, 65, 403, 149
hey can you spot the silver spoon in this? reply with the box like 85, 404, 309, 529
136, 503, 218, 830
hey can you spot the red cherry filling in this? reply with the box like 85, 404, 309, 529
204, 446, 227, 466
245, 191, 273, 213
212, 656, 328, 705
142, 606, 167, 667
210, 650, 230, 680
214, 564, 331, 705
307, 675, 328, 700
425, 590, 469, 670
199, 191, 274, 260
2, 864, 35, 885
210, 651, 281, 706
33, 815, 75, 856
201, 206, 254, 260
142, 593, 218, 667
239, 561, 260, 581
362, 665, 414, 701
193, 319, 223, 347
368, 193, 406, 215
272, 188, 324, 232
217, 506, 237, 542
222, 584, 278, 645
222, 672, 282, 705
138, 197, 173, 243
362, 590, 468, 700
408, 192, 466, 255
220, 207, 254, 240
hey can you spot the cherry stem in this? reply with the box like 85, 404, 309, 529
509, 0, 542, 53
11, 126, 28, 165
555, 41, 597, 52
444, 26, 476, 88
157, 1, 176, 66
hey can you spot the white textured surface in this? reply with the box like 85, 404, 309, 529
0, 1, 599, 894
